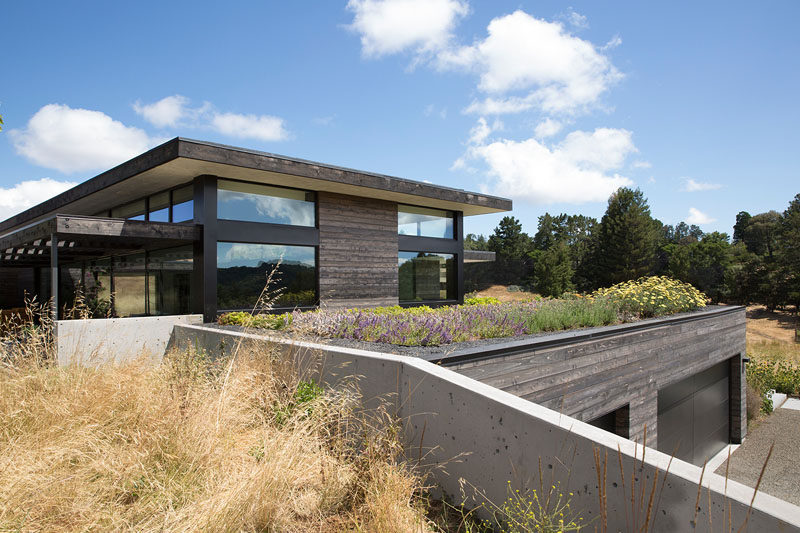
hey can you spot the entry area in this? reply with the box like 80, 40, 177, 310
657, 359, 731, 466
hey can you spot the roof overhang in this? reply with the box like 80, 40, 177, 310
0, 215, 199, 267
0, 138, 512, 235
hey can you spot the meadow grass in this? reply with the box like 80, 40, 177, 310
0, 334, 434, 532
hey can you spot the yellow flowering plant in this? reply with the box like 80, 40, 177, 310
592, 276, 708, 318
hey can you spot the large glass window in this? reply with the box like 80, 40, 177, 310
111, 199, 146, 220
86, 259, 112, 317
148, 245, 192, 315
148, 191, 170, 222
113, 253, 147, 316
398, 252, 456, 302
217, 242, 316, 310
398, 205, 454, 239
171, 185, 194, 223
217, 179, 315, 226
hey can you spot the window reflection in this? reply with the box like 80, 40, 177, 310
398, 205, 454, 239
171, 185, 194, 223
217, 242, 316, 310
217, 179, 315, 226
398, 251, 455, 301
149, 191, 170, 222
148, 245, 192, 315
112, 199, 146, 221
113, 253, 147, 316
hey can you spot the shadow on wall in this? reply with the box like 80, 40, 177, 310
170, 324, 800, 532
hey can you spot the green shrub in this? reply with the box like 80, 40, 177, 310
592, 276, 708, 318
357, 305, 435, 316
273, 380, 325, 426
517, 299, 619, 333
464, 296, 501, 306
217, 311, 291, 329
746, 358, 800, 395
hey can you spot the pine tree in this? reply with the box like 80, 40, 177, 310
594, 188, 658, 287
780, 194, 800, 310
532, 241, 574, 297
488, 216, 531, 258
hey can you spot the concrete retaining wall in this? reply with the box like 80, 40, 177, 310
56, 314, 203, 365
172, 324, 800, 532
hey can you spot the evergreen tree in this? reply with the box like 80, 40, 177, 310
488, 216, 531, 258
732, 211, 752, 243
594, 188, 658, 286
464, 233, 488, 251
532, 241, 574, 297
779, 194, 800, 310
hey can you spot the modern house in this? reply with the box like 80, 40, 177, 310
0, 138, 511, 322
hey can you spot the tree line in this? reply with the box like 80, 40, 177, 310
465, 188, 800, 310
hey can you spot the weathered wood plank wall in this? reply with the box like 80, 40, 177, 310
317, 192, 399, 308
448, 307, 747, 447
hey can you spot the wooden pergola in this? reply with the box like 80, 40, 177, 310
0, 214, 199, 320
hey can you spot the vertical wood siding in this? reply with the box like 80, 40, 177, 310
317, 192, 399, 308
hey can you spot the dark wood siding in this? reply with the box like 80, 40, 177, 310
317, 192, 398, 308
448, 308, 747, 448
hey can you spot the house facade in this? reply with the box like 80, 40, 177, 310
0, 138, 511, 322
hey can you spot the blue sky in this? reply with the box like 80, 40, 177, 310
2, 1, 798, 238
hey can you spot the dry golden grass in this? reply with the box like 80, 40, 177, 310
746, 305, 800, 365
470, 285, 540, 303
0, 340, 434, 532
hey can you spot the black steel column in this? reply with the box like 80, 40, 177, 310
191, 175, 218, 323
50, 233, 58, 322
455, 211, 464, 304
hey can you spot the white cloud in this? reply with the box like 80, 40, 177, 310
210, 112, 289, 142
632, 160, 652, 169
347, 0, 468, 57
559, 128, 636, 171
682, 178, 722, 192
313, 115, 336, 126
602, 34, 622, 51
462, 127, 636, 204
564, 8, 588, 30
133, 95, 192, 128
9, 104, 158, 173
686, 207, 716, 225
439, 10, 622, 115
424, 104, 448, 119
133, 95, 290, 142
534, 118, 563, 139
467, 117, 502, 145
0, 178, 78, 221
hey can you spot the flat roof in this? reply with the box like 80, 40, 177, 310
0, 138, 512, 235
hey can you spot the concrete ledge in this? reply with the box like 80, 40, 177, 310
172, 324, 800, 532
56, 314, 202, 365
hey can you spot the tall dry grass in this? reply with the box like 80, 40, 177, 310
0, 337, 433, 531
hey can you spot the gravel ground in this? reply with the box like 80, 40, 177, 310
715, 409, 800, 506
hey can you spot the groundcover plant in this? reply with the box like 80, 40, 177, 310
220, 276, 709, 347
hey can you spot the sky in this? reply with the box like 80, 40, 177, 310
1, 0, 799, 239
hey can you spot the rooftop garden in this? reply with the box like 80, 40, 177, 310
219, 276, 710, 347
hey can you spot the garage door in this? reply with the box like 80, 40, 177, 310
657, 359, 730, 466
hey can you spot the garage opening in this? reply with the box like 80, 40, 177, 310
657, 359, 731, 466
588, 404, 630, 439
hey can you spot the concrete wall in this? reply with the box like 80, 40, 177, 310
171, 324, 800, 532
317, 191, 399, 309
56, 314, 203, 365
445, 306, 746, 447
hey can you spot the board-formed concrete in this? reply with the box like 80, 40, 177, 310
56, 314, 203, 365
171, 324, 800, 532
